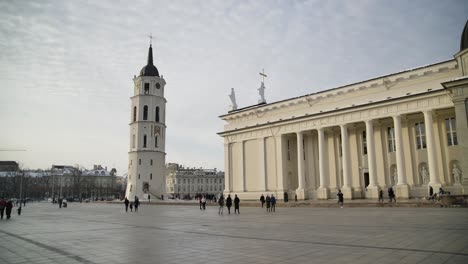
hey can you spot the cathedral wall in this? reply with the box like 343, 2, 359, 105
244, 139, 261, 191
265, 136, 277, 191
231, 142, 243, 192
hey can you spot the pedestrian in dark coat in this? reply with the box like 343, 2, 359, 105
260, 194, 265, 208
337, 189, 344, 208
134, 197, 140, 212
270, 195, 276, 212
429, 186, 434, 200
388, 187, 396, 202
266, 195, 271, 212
234, 195, 240, 214
130, 201, 134, 212
218, 194, 224, 215
378, 190, 384, 202
0, 198, 6, 220
124, 197, 129, 212
226, 195, 232, 214
5, 200, 13, 219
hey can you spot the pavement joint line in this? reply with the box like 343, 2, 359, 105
0, 230, 97, 264
30, 213, 468, 257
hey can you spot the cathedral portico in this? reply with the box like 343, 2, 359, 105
219, 21, 468, 200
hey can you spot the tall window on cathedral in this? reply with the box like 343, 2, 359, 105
133, 106, 137, 122
388, 127, 396, 152
150, 173, 152, 180
156, 107, 160, 122
143, 134, 147, 148
445, 117, 458, 146
150, 159, 153, 165
415, 122, 426, 149
362, 131, 367, 155
144, 83, 149, 94
143, 105, 148, 120
132, 134, 135, 148
155, 136, 158, 148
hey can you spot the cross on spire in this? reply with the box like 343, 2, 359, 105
148, 33, 153, 45
259, 68, 267, 83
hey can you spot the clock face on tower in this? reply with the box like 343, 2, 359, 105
156, 83, 161, 89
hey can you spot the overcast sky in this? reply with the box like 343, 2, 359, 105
0, 0, 467, 174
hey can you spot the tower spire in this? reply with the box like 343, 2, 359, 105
147, 44, 154, 66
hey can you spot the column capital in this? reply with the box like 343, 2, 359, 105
339, 123, 348, 129
296, 131, 304, 136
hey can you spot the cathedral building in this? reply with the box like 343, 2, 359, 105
219, 21, 468, 200
125, 44, 167, 200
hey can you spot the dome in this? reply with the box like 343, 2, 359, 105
140, 44, 160, 77
461, 20, 468, 52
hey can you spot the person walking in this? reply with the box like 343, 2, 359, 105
378, 190, 384, 203
124, 197, 130, 212
388, 187, 396, 202
218, 194, 225, 215
148, 194, 151, 204
130, 201, 134, 212
58, 197, 63, 208
202, 196, 206, 210
134, 197, 140, 212
5, 199, 13, 219
199, 196, 202, 210
234, 195, 240, 214
226, 194, 232, 214
270, 194, 276, 212
337, 189, 344, 208
260, 194, 265, 208
0, 198, 6, 220
266, 195, 271, 212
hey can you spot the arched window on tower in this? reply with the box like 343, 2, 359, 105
143, 105, 148, 120
156, 107, 160, 122
143, 134, 147, 148
133, 106, 137, 122
155, 136, 158, 148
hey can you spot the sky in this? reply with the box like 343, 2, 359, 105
0, 0, 467, 175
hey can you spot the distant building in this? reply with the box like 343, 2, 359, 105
165, 163, 224, 197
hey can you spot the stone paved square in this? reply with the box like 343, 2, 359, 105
1, 203, 468, 264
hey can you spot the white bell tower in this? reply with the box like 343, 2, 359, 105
125, 43, 167, 201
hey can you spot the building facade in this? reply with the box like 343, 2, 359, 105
125, 44, 167, 201
165, 163, 224, 197
219, 22, 468, 200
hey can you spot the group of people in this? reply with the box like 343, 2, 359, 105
0, 198, 14, 220
427, 186, 451, 201
377, 187, 397, 203
259, 194, 277, 212
217, 194, 240, 214
124, 196, 140, 212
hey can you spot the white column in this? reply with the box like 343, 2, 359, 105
318, 128, 327, 188
423, 110, 440, 185
365, 120, 377, 187
340, 124, 353, 199
393, 115, 407, 185
240, 141, 245, 192
340, 124, 351, 188
296, 131, 305, 189
317, 128, 329, 199
275, 135, 285, 194
393, 115, 410, 198
365, 120, 379, 198
223, 143, 231, 193
259, 137, 267, 191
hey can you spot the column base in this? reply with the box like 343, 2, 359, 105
396, 184, 410, 199
342, 187, 353, 199
366, 185, 379, 199
317, 187, 329, 199
295, 188, 307, 200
